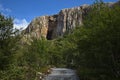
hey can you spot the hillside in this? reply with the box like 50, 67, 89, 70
23, 1, 118, 40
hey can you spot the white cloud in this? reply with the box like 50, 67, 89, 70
0, 4, 11, 12
14, 19, 29, 30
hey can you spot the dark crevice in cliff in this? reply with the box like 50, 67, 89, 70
46, 15, 58, 40
46, 30, 53, 40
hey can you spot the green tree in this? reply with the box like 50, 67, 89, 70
76, 1, 120, 80
17, 38, 51, 80
0, 14, 20, 70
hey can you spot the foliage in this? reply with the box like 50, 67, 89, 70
0, 14, 21, 79
0, 0, 120, 80
76, 1, 120, 80
0, 13, 20, 70
15, 1, 120, 80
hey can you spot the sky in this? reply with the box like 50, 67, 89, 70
0, 0, 117, 29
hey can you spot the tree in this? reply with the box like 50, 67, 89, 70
76, 1, 120, 80
0, 14, 20, 70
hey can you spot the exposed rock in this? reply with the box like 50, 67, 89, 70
47, 15, 58, 40
24, 4, 89, 40
24, 1, 117, 40
56, 4, 89, 37
25, 16, 49, 39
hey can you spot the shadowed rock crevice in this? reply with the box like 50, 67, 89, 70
46, 15, 58, 40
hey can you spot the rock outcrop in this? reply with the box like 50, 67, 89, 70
24, 4, 89, 40
24, 1, 117, 40
24, 15, 58, 40
25, 16, 49, 39
56, 4, 90, 37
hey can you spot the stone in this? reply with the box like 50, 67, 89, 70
24, 16, 49, 39
24, 4, 89, 40
23, 1, 117, 40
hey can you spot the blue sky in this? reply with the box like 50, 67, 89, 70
0, 0, 117, 29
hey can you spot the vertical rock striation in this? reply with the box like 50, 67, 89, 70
56, 4, 89, 37
25, 16, 49, 39
24, 4, 89, 40
24, 1, 117, 40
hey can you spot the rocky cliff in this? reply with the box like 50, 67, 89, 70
24, 4, 90, 40
24, 2, 118, 40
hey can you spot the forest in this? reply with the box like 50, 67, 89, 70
0, 1, 120, 80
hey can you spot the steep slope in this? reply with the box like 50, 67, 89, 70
24, 4, 89, 40
24, 2, 118, 40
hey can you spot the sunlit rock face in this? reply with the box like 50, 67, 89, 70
24, 4, 89, 40
24, 16, 49, 39
24, 1, 117, 40
56, 4, 89, 37
24, 15, 58, 40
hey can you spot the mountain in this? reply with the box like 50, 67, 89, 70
23, 1, 118, 40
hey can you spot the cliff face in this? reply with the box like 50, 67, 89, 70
56, 5, 89, 37
25, 16, 49, 39
24, 15, 58, 40
24, 4, 89, 40
24, 2, 117, 40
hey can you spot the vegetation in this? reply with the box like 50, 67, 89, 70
0, 13, 21, 79
0, 0, 120, 80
